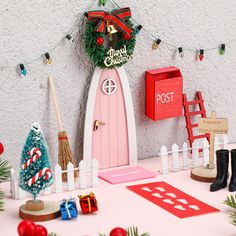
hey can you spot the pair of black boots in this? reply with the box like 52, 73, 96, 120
210, 149, 236, 192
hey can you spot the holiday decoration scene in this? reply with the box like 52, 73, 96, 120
0, 0, 236, 235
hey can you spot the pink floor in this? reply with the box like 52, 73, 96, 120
0, 151, 236, 236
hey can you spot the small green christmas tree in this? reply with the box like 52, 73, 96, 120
19, 122, 54, 200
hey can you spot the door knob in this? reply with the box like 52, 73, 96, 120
94, 120, 106, 131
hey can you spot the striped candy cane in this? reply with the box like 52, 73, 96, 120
27, 168, 52, 187
22, 148, 41, 170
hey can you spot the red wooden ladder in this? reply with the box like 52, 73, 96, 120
182, 91, 210, 148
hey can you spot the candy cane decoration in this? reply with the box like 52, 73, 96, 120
22, 147, 52, 187
27, 168, 52, 187
22, 148, 42, 170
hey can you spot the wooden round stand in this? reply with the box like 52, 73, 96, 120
19, 201, 61, 221
25, 200, 44, 211
191, 166, 216, 182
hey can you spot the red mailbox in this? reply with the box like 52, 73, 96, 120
146, 66, 183, 121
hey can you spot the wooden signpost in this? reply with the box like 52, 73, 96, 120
191, 111, 228, 182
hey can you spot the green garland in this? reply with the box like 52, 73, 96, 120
84, 20, 136, 69
224, 195, 236, 226
0, 159, 11, 212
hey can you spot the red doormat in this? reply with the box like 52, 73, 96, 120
127, 181, 220, 218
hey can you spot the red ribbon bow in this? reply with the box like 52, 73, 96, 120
86, 7, 134, 36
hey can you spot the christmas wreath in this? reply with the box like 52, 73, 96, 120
84, 7, 136, 69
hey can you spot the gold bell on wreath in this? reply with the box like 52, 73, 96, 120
106, 22, 118, 35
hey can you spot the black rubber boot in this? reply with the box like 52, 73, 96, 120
229, 149, 236, 192
210, 149, 229, 192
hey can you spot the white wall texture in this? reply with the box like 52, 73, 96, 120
0, 0, 236, 170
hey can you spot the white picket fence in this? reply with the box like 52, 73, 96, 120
10, 159, 99, 200
160, 135, 228, 174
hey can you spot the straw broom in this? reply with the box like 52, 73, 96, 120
49, 76, 78, 181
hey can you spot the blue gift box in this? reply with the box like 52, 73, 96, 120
60, 198, 78, 220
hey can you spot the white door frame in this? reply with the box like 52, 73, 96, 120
83, 66, 137, 168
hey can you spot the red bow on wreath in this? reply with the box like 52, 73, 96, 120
86, 7, 134, 37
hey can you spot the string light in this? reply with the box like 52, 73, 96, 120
0, 0, 233, 74
44, 53, 52, 65
219, 44, 225, 55
110, 0, 233, 55
152, 39, 161, 50
199, 49, 205, 61
133, 25, 143, 35
19, 64, 27, 77
0, 0, 98, 75
99, 0, 106, 6
178, 47, 184, 58
66, 34, 75, 44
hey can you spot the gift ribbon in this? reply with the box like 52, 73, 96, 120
60, 197, 75, 219
86, 7, 134, 36
65, 200, 72, 219
78, 192, 95, 213
87, 197, 91, 213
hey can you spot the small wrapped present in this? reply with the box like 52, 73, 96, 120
78, 192, 98, 214
60, 198, 78, 220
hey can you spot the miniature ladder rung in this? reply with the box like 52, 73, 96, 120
187, 123, 198, 129
183, 91, 210, 149
192, 134, 209, 140
187, 110, 205, 116
185, 100, 201, 106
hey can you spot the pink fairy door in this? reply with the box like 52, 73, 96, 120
83, 67, 137, 170
92, 68, 128, 169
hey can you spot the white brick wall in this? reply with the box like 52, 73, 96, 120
0, 0, 235, 170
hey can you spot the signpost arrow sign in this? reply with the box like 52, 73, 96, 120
198, 111, 228, 169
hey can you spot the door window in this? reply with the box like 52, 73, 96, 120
102, 78, 117, 95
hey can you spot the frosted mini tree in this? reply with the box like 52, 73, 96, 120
19, 122, 53, 200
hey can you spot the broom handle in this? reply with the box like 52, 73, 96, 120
48, 76, 63, 132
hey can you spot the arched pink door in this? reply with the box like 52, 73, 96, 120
92, 68, 129, 169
